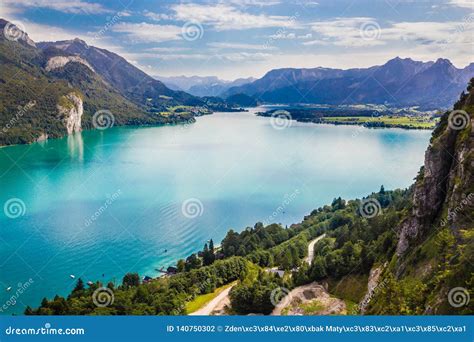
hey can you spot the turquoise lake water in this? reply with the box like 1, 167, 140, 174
0, 108, 432, 314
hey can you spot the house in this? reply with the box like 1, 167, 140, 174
167, 266, 178, 275
142, 276, 153, 283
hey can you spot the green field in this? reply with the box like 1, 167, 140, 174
321, 116, 438, 129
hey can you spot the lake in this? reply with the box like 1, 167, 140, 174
0, 108, 431, 314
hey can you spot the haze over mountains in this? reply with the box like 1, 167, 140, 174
156, 75, 256, 97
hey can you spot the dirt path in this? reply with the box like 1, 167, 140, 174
271, 282, 346, 315
305, 233, 326, 265
189, 285, 234, 315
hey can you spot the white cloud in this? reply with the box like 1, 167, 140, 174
147, 47, 191, 52
302, 39, 330, 46
2, 0, 113, 15
171, 3, 298, 30
208, 42, 276, 50
225, 0, 282, 6
0, 2, 22, 19
308, 17, 473, 48
143, 10, 171, 21
112, 22, 183, 43
310, 17, 385, 47
298, 33, 313, 39
447, 0, 474, 9
124, 51, 271, 63
117, 10, 132, 17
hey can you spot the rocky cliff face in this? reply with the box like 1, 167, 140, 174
396, 82, 473, 256
57, 93, 83, 135
45, 56, 94, 73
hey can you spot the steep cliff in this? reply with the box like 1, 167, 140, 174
397, 81, 473, 255
368, 80, 473, 314
57, 92, 83, 135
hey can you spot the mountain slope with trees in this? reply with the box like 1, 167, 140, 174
0, 19, 198, 146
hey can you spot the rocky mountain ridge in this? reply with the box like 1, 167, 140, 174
225, 57, 474, 109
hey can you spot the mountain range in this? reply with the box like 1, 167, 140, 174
156, 75, 256, 97
1, 16, 473, 147
224, 57, 474, 109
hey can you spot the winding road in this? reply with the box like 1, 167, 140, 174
189, 285, 234, 316
190, 233, 327, 315
305, 233, 326, 265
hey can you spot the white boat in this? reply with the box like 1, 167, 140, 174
70, 274, 75, 279
6, 287, 12, 292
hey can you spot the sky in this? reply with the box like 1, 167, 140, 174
1, 0, 473, 80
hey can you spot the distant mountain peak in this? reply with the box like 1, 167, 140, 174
433, 58, 454, 66
71, 38, 88, 47
0, 18, 36, 47
46, 38, 90, 51
384, 56, 418, 66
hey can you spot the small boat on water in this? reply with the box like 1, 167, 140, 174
6, 287, 12, 292
70, 274, 75, 279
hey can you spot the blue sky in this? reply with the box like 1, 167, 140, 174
1, 0, 473, 79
